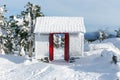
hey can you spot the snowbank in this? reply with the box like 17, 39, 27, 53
0, 38, 120, 80
85, 38, 120, 57
0, 52, 120, 80
102, 38, 120, 49
90, 38, 120, 50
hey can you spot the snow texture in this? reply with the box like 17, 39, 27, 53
34, 17, 86, 33
0, 38, 120, 80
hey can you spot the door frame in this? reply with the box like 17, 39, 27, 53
49, 33, 69, 62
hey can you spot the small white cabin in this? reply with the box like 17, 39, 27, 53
34, 17, 86, 62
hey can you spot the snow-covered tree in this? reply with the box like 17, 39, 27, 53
54, 34, 62, 48
115, 28, 120, 37
8, 15, 24, 55
0, 5, 11, 54
53, 34, 65, 48
0, 5, 7, 26
21, 2, 44, 57
8, 2, 44, 56
97, 29, 109, 42
0, 2, 44, 55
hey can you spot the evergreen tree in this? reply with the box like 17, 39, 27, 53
22, 2, 44, 57
0, 2, 44, 55
8, 2, 44, 56
8, 15, 21, 54
0, 5, 11, 54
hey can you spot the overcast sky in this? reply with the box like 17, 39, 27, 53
1, 0, 120, 32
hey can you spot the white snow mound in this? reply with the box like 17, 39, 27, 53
0, 38, 120, 80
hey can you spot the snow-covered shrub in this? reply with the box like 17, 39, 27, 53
97, 28, 111, 42
115, 28, 120, 37
112, 55, 117, 64
53, 34, 65, 48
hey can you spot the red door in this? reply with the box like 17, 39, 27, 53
64, 33, 69, 62
49, 33, 54, 61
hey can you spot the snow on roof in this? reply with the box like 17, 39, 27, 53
34, 17, 86, 33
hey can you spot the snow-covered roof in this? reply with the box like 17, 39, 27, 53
34, 17, 86, 33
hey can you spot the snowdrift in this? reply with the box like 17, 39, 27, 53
0, 38, 120, 80
85, 38, 120, 57
103, 38, 120, 49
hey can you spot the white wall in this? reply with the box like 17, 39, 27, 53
35, 33, 49, 59
79, 32, 84, 56
69, 33, 84, 57
35, 32, 84, 59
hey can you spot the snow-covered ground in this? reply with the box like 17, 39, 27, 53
0, 38, 120, 80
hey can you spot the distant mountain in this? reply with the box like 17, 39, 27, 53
84, 32, 116, 41
84, 32, 100, 40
